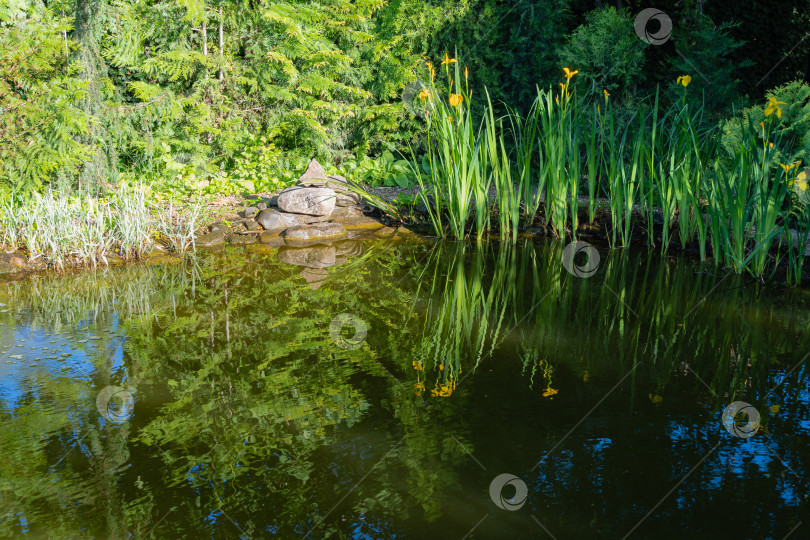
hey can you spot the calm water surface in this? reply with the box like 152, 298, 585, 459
0, 235, 808, 539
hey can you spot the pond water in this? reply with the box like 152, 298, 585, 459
0, 234, 808, 539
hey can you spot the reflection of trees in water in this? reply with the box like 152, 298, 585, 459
0, 242, 808, 537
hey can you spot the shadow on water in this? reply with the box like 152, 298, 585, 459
0, 238, 808, 538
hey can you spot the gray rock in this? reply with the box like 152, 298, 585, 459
335, 215, 385, 232
244, 206, 259, 219
209, 221, 229, 234
277, 186, 337, 216
282, 222, 347, 247
257, 202, 267, 211
297, 158, 330, 185
330, 205, 365, 222
256, 208, 327, 231
197, 230, 226, 248
228, 234, 257, 245
258, 231, 285, 246
243, 219, 261, 231
277, 245, 337, 268
336, 192, 362, 206
296, 159, 354, 192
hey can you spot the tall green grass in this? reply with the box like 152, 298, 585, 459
415, 59, 810, 282
0, 184, 203, 267
415, 59, 491, 241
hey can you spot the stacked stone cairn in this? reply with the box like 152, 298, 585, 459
197, 158, 385, 250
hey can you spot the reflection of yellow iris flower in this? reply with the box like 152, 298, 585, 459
412, 360, 423, 370
676, 75, 692, 87
765, 96, 787, 118
563, 67, 578, 79
441, 53, 457, 66
542, 387, 558, 398
448, 93, 463, 107
430, 380, 456, 397
649, 393, 663, 404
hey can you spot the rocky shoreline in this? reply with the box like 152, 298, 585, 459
0, 159, 405, 279
195, 158, 393, 250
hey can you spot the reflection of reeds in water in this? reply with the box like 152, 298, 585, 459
412, 241, 810, 405
413, 242, 527, 395
0, 258, 202, 333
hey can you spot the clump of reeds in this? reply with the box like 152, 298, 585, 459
414, 55, 810, 283
0, 183, 203, 268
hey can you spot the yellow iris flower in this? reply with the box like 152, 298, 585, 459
780, 162, 799, 173
676, 75, 692, 87
563, 67, 578, 79
765, 96, 787, 118
448, 93, 463, 107
418, 89, 430, 101
603, 89, 609, 100
441, 53, 457, 66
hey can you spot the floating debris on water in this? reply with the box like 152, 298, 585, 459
9, 354, 22, 360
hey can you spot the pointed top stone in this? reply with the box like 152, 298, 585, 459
298, 158, 330, 185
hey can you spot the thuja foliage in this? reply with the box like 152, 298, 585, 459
0, 1, 91, 197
